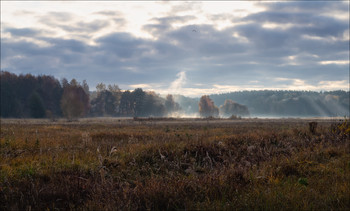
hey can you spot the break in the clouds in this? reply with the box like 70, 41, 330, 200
1, 1, 349, 97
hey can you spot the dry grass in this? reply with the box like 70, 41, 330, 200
1, 118, 349, 210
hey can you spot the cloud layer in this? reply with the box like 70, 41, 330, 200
1, 1, 349, 96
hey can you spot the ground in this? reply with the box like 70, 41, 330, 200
1, 117, 349, 210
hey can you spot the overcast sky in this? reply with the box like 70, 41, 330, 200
1, 1, 349, 97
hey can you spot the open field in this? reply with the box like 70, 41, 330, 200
1, 118, 349, 210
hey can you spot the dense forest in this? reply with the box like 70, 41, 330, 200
0, 71, 349, 118
0, 71, 180, 119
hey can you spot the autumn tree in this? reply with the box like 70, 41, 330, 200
90, 89, 118, 116
96, 83, 106, 93
199, 95, 219, 117
89, 83, 122, 116
219, 99, 250, 117
61, 78, 69, 88
118, 89, 166, 117
108, 84, 121, 94
60, 79, 89, 120
36, 75, 63, 117
126, 88, 145, 117
82, 80, 89, 95
142, 91, 166, 117
119, 90, 134, 116
108, 84, 121, 112
165, 94, 181, 115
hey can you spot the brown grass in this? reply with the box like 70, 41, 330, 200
1, 118, 349, 210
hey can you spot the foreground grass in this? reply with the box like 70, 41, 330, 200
0, 118, 349, 210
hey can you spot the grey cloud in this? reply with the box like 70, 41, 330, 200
39, 12, 75, 23
1, 1, 348, 93
243, 11, 348, 38
92, 32, 186, 81
152, 15, 196, 25
4, 27, 41, 37
209, 13, 236, 22
259, 1, 349, 13
233, 10, 349, 62
44, 38, 88, 53
244, 11, 315, 25
297, 39, 349, 57
243, 0, 349, 46
143, 15, 196, 35
1, 39, 51, 58
112, 18, 126, 25
234, 23, 292, 49
143, 23, 171, 36
38, 12, 111, 33
293, 16, 348, 38
280, 65, 348, 84
94, 10, 123, 17
95, 32, 148, 59
4, 37, 89, 57
142, 23, 250, 70
187, 64, 262, 84
169, 2, 202, 14
1, 39, 88, 70
93, 10, 126, 26
60, 20, 111, 33
165, 24, 247, 56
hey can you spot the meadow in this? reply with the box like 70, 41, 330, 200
0, 117, 349, 210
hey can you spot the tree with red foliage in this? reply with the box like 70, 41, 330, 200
199, 95, 219, 117
219, 99, 250, 117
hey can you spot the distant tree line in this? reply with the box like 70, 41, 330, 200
0, 71, 180, 119
1, 71, 63, 118
1, 71, 348, 118
90, 83, 180, 117
210, 90, 350, 117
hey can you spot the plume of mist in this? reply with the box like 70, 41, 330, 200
169, 71, 186, 94
164, 71, 202, 118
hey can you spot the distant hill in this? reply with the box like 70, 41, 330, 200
209, 90, 349, 117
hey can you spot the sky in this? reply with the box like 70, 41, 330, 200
1, 1, 349, 97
